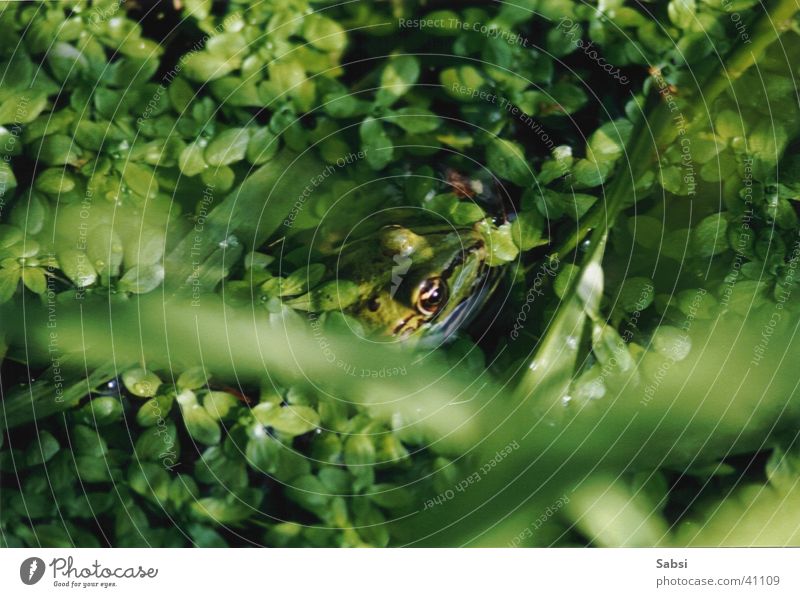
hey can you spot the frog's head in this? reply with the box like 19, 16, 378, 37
334, 223, 496, 343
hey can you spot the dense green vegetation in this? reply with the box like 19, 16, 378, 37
1, 0, 800, 547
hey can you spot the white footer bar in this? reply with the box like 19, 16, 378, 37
0, 548, 797, 596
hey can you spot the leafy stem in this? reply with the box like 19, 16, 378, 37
516, 0, 800, 407
702, 0, 800, 107
551, 0, 800, 262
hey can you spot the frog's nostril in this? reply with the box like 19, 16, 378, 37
380, 226, 422, 257
368, 296, 381, 312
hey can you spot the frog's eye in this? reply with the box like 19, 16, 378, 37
416, 277, 448, 317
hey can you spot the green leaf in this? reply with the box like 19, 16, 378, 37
451, 201, 485, 225
21, 268, 47, 294
278, 263, 326, 296
360, 117, 393, 170
691, 213, 729, 257
187, 524, 227, 548
177, 390, 221, 445
369, 483, 413, 509
572, 158, 610, 188
486, 138, 531, 186
76, 456, 111, 483
179, 141, 208, 176
190, 491, 257, 524
376, 55, 420, 107
0, 267, 21, 304
375, 434, 409, 464
550, 81, 588, 114
200, 164, 235, 191
182, 52, 237, 82
122, 162, 158, 199
118, 264, 165, 294
57, 249, 97, 288
477, 221, 520, 265
538, 146, 573, 184
76, 396, 123, 426
72, 424, 108, 457
511, 209, 546, 250
668, 0, 697, 29
205, 128, 250, 167
586, 120, 634, 163
354, 501, 389, 546
25, 431, 59, 466
246, 428, 280, 474
210, 76, 262, 107
128, 462, 170, 504
47, 42, 89, 81
285, 474, 330, 514
0, 162, 17, 197
168, 77, 195, 113
206, 32, 247, 61
386, 108, 442, 133
165, 150, 323, 286
203, 391, 239, 420
567, 477, 668, 547
0, 224, 22, 249
93, 87, 128, 120
34, 169, 75, 195
33, 134, 81, 166
267, 60, 308, 109
195, 445, 247, 486
182, 0, 212, 20
136, 394, 175, 427
627, 215, 664, 250
323, 90, 361, 118
257, 405, 320, 437
27, 524, 74, 548
344, 435, 376, 468
10, 192, 47, 235
170, 475, 200, 509
617, 277, 654, 312
553, 263, 580, 299
0, 92, 47, 125
246, 127, 279, 165
440, 65, 487, 102
303, 14, 347, 52
135, 423, 179, 462
73, 120, 119, 151
177, 367, 208, 391
122, 368, 162, 398
0, 52, 34, 91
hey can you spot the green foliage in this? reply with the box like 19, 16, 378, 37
1, 0, 800, 549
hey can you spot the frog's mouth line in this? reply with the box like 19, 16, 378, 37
441, 239, 483, 280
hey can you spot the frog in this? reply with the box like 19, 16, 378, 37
320, 218, 500, 344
